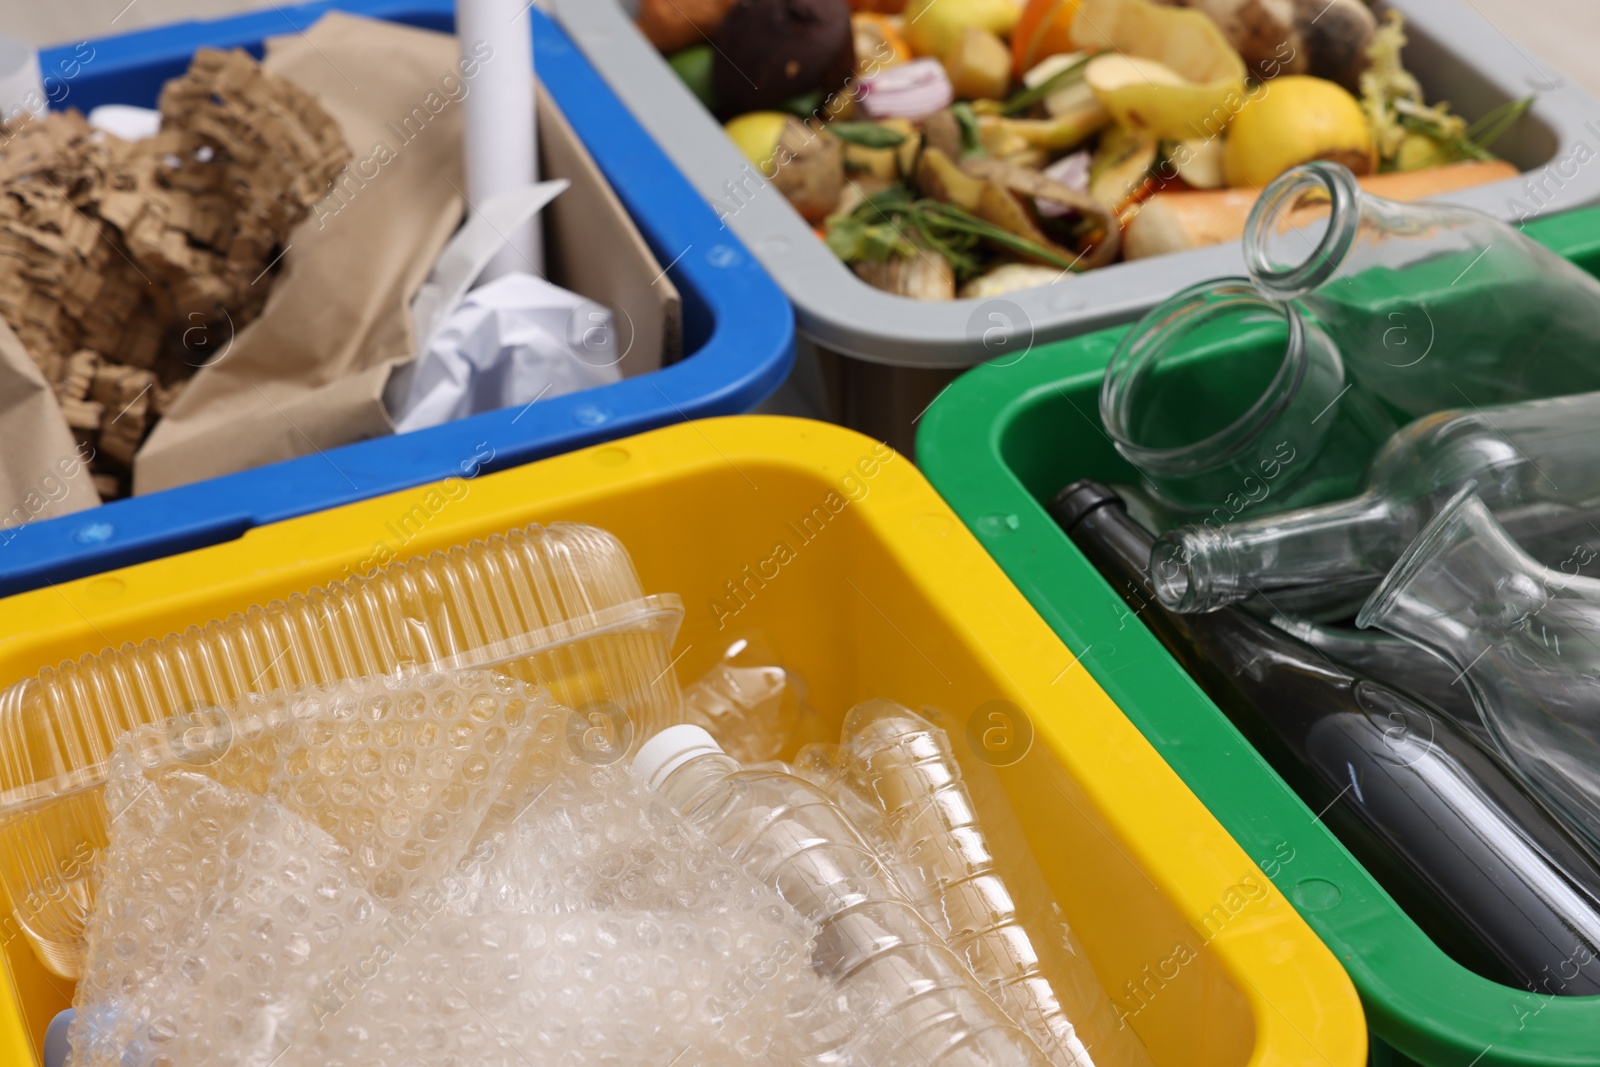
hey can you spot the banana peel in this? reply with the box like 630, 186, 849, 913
1070, 0, 1247, 142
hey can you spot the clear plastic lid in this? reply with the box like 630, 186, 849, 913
0, 521, 684, 977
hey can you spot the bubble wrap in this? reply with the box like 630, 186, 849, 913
67, 671, 542, 1067
69, 672, 839, 1067
391, 756, 832, 1065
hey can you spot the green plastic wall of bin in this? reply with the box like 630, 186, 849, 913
917, 205, 1600, 1066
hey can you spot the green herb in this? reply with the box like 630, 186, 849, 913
951, 102, 985, 159
1390, 94, 1534, 167
919, 203, 1083, 273
827, 122, 908, 149
824, 213, 916, 263
826, 183, 1086, 282
780, 89, 825, 118
1465, 95, 1534, 151
1001, 54, 1091, 116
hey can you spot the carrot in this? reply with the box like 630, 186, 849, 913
1123, 160, 1519, 260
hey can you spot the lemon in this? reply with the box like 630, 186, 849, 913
1222, 76, 1375, 190
724, 112, 791, 175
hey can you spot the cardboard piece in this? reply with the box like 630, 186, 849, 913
0, 317, 99, 540
0, 45, 348, 499
136, 12, 681, 495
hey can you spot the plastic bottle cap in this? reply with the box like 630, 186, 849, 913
632, 724, 724, 790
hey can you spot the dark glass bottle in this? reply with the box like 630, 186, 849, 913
1051, 479, 1600, 997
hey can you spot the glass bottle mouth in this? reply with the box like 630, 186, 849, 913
1100, 279, 1308, 478
1356, 481, 1481, 632
1245, 162, 1362, 301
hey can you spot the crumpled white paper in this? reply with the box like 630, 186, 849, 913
391, 271, 620, 433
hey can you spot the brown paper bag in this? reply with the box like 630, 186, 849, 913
134, 13, 466, 494
0, 317, 100, 537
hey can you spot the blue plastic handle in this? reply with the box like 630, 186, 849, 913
2, 0, 793, 597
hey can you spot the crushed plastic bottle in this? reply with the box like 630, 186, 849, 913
839, 701, 1155, 1067
633, 723, 1054, 1067
681, 632, 826, 762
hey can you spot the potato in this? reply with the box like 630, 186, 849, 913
771, 118, 846, 222
854, 250, 956, 299
1159, 0, 1377, 91
943, 27, 1014, 101
841, 118, 920, 180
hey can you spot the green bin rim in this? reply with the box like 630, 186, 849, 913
917, 204, 1600, 1067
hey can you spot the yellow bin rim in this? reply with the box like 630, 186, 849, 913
0, 416, 1365, 1066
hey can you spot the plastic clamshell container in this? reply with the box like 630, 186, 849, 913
0, 416, 1364, 1067
0, 0, 793, 599
916, 206, 1600, 1066
0, 522, 686, 978
552, 0, 1599, 438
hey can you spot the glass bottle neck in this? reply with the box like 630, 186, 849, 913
1357, 486, 1589, 664
1246, 162, 1365, 302
1100, 278, 1366, 522
1152, 490, 1399, 613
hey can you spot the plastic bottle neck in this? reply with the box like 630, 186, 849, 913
655, 750, 742, 814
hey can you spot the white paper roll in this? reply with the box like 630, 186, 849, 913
0, 37, 44, 125
457, 0, 540, 283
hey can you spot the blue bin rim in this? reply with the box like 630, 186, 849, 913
0, 0, 794, 597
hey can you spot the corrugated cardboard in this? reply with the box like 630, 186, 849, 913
135, 11, 680, 495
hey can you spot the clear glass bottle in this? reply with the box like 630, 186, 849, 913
1151, 389, 1600, 616
633, 724, 1053, 1067
1057, 480, 1600, 994
1246, 161, 1600, 419
1359, 484, 1600, 854
1100, 279, 1397, 518
1264, 614, 1484, 741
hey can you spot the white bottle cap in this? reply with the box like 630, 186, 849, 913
632, 724, 724, 790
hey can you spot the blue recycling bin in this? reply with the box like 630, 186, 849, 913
0, 0, 793, 596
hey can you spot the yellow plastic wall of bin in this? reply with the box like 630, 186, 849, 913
0, 416, 1365, 1066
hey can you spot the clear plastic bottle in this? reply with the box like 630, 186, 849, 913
1359, 484, 1600, 854
1151, 388, 1600, 616
839, 702, 1153, 1067
0, 522, 684, 978
682, 641, 796, 764
633, 724, 1052, 1067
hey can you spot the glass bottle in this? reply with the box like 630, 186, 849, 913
633, 725, 1054, 1067
1054, 479, 1600, 995
1358, 484, 1600, 856
1100, 279, 1397, 518
1264, 613, 1485, 742
1246, 161, 1600, 419
1151, 388, 1600, 616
